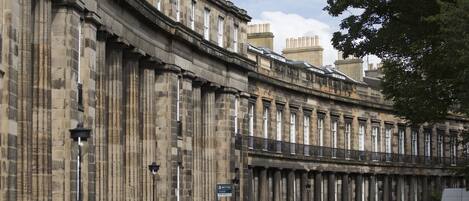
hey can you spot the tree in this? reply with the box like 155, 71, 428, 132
325, 0, 469, 184
325, 0, 469, 124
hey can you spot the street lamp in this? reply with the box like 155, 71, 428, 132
148, 162, 160, 201
69, 123, 91, 201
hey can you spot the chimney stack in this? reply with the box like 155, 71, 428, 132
334, 51, 363, 81
282, 36, 323, 67
247, 23, 274, 50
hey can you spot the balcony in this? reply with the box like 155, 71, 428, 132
235, 135, 467, 167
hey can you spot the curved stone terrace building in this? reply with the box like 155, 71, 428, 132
0, 0, 467, 201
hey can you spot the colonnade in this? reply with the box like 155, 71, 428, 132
247, 166, 466, 201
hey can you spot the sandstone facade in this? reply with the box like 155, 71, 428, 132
0, 0, 467, 201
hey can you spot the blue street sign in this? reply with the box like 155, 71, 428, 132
217, 184, 233, 197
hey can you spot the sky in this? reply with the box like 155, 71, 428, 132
231, 0, 380, 68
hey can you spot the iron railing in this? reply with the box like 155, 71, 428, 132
236, 135, 467, 167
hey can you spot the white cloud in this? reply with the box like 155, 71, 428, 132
251, 11, 381, 68
251, 11, 337, 66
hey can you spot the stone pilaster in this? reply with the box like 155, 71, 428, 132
369, 175, 376, 201
397, 176, 404, 201
140, 58, 159, 201
409, 176, 417, 201
421, 176, 428, 201
154, 63, 181, 201
94, 29, 109, 201
106, 39, 125, 201
123, 48, 143, 201
301, 171, 309, 201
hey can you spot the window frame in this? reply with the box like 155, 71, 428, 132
203, 8, 210, 40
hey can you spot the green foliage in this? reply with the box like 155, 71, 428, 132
325, 0, 469, 124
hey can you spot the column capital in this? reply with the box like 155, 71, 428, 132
217, 87, 238, 95
182, 71, 196, 80
53, 0, 85, 12
140, 56, 163, 69
155, 63, 182, 74
84, 11, 102, 28
192, 77, 207, 87
108, 36, 131, 49
239, 91, 250, 99
124, 48, 146, 59
202, 82, 221, 91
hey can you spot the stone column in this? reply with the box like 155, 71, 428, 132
94, 29, 109, 201
30, 0, 53, 200
435, 176, 442, 194
383, 175, 390, 201
215, 86, 237, 195
397, 176, 404, 201
16, 0, 33, 200
192, 78, 204, 201
274, 169, 282, 201
355, 174, 363, 201
369, 175, 376, 201
410, 176, 417, 201
301, 171, 309, 201
140, 58, 159, 201
259, 168, 269, 201
328, 173, 336, 201
51, 2, 86, 201
123, 48, 143, 201
106, 39, 126, 201
315, 171, 323, 201
202, 83, 218, 201
154, 64, 181, 201
288, 170, 295, 201
181, 71, 196, 201
422, 176, 429, 201
342, 173, 349, 201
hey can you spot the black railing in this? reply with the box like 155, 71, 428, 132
239, 135, 466, 167
77, 83, 84, 112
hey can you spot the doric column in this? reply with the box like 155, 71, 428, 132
140, 58, 159, 201
123, 48, 143, 201
51, 1, 88, 201
397, 176, 404, 201
369, 175, 376, 201
383, 175, 390, 201
106, 38, 126, 201
342, 173, 349, 201
192, 78, 204, 201
301, 171, 309, 201
154, 64, 181, 201
435, 176, 442, 194
259, 167, 268, 201
315, 171, 323, 201
422, 176, 429, 201
410, 176, 417, 201
287, 170, 295, 201
30, 0, 53, 200
355, 174, 363, 201
94, 29, 109, 201
274, 169, 282, 201
202, 83, 218, 201
328, 173, 336, 201
215, 86, 238, 188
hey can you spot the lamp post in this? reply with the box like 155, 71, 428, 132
70, 123, 91, 201
148, 162, 160, 201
